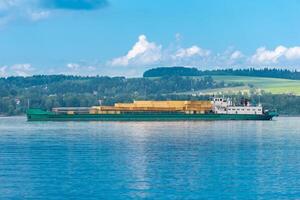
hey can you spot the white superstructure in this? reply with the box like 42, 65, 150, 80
212, 98, 263, 115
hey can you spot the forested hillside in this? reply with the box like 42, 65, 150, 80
1, 74, 299, 116
144, 67, 300, 80
0, 75, 235, 115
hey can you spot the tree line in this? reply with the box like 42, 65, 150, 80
143, 67, 300, 80
1, 74, 299, 116
0, 75, 238, 115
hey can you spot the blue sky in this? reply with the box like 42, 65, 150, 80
1, 0, 300, 77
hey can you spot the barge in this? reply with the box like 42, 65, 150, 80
27, 98, 278, 121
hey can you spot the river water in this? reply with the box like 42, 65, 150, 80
0, 117, 299, 199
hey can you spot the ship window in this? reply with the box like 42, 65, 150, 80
258, 109, 261, 111
247, 109, 250, 111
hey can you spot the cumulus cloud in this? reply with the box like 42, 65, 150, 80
173, 45, 210, 59
251, 46, 286, 64
110, 35, 162, 66
108, 34, 300, 71
67, 63, 80, 70
251, 45, 300, 64
230, 50, 244, 60
11, 63, 34, 76
0, 63, 35, 77
285, 47, 300, 60
109, 35, 251, 68
110, 35, 214, 67
0, 65, 8, 76
65, 62, 96, 75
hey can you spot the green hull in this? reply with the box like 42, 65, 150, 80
27, 109, 277, 121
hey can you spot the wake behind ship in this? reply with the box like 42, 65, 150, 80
27, 98, 278, 121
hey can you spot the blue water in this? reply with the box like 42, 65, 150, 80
0, 117, 299, 199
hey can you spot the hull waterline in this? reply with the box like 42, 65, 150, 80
27, 109, 277, 121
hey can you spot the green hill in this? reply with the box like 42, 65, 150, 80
143, 67, 300, 80
211, 76, 300, 95
173, 76, 300, 96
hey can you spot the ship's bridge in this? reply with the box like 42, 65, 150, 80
212, 98, 263, 115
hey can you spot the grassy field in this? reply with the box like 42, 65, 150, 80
176, 76, 300, 96
212, 76, 300, 95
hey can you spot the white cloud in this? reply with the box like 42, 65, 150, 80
109, 35, 213, 68
251, 46, 287, 64
110, 35, 162, 66
65, 62, 96, 75
11, 63, 32, 70
285, 47, 300, 60
230, 50, 243, 60
11, 63, 34, 76
251, 45, 300, 64
0, 64, 35, 77
67, 63, 80, 70
174, 45, 210, 59
0, 65, 8, 77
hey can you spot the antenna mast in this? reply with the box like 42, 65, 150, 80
27, 99, 30, 109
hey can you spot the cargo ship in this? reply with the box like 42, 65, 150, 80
27, 98, 278, 121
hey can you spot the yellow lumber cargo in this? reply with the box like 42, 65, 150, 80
92, 100, 212, 113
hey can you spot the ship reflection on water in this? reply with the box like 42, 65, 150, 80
0, 117, 299, 199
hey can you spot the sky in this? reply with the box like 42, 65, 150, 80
1, 0, 300, 77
